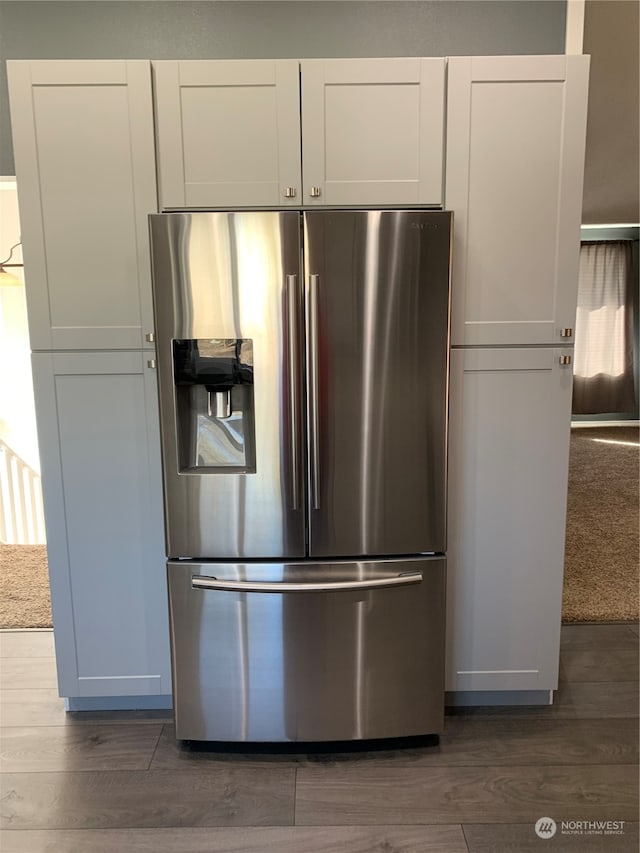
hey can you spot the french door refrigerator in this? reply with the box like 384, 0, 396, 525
149, 209, 452, 742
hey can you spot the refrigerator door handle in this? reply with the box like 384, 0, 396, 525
309, 273, 321, 509
191, 572, 423, 593
286, 273, 301, 510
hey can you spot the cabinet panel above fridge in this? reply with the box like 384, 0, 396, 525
153, 60, 302, 209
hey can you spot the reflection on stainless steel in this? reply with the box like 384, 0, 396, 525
195, 407, 246, 467
304, 211, 452, 557
168, 558, 445, 742
151, 210, 452, 743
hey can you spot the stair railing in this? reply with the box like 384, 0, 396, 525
0, 439, 46, 544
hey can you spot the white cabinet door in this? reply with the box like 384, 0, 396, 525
7, 61, 158, 351
301, 58, 445, 206
154, 60, 302, 209
446, 56, 589, 346
32, 352, 170, 699
446, 347, 574, 693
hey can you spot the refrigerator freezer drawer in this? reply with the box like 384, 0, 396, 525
168, 557, 446, 742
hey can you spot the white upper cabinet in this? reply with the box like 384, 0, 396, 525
446, 55, 590, 346
153, 58, 446, 209
301, 58, 445, 206
154, 60, 302, 209
7, 60, 158, 351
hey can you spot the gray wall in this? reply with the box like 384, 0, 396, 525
0, 1, 567, 175
582, 0, 639, 224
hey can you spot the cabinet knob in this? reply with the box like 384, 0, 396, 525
559, 355, 572, 365
310, 186, 322, 198
284, 187, 296, 198
560, 328, 573, 338
145, 332, 155, 343
147, 359, 157, 369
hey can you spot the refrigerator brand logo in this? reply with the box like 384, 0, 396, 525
535, 818, 557, 839
410, 222, 439, 230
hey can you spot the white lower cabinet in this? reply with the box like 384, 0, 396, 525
32, 352, 170, 701
446, 347, 574, 695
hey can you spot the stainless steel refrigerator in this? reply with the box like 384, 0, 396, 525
149, 210, 452, 742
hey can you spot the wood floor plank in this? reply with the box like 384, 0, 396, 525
309, 718, 638, 768
0, 632, 55, 659
295, 765, 639, 825
0, 690, 172, 728
560, 649, 639, 682
0, 658, 57, 691
0, 724, 163, 772
463, 821, 639, 852
560, 624, 638, 651
553, 682, 639, 718
0, 690, 67, 728
558, 658, 568, 682
0, 825, 468, 853
0, 767, 295, 829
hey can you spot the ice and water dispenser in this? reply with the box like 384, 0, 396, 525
173, 339, 256, 472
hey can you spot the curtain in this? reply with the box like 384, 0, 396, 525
572, 241, 636, 415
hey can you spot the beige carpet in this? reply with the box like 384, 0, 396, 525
562, 426, 640, 622
0, 543, 52, 628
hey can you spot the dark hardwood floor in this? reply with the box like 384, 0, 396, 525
0, 624, 638, 852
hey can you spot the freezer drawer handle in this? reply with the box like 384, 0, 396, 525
191, 572, 423, 593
